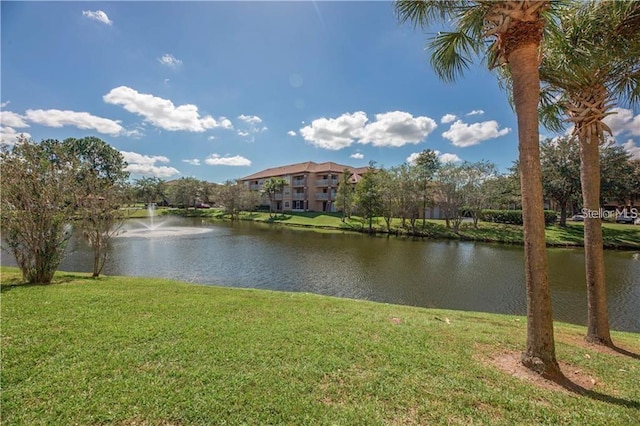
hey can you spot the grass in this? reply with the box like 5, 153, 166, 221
2, 267, 639, 425
204, 211, 640, 249
120, 206, 640, 248
133, 208, 639, 249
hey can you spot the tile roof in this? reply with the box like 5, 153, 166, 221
239, 161, 369, 181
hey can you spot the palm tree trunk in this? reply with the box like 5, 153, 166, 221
579, 129, 612, 346
510, 43, 560, 377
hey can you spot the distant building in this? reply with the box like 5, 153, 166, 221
239, 161, 368, 212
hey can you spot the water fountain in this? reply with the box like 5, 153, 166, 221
117, 203, 214, 239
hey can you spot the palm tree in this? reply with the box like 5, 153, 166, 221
539, 1, 640, 346
261, 177, 288, 217
396, 0, 561, 376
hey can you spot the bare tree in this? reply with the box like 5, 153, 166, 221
64, 137, 130, 278
0, 137, 79, 284
464, 161, 498, 229
433, 163, 468, 233
217, 180, 259, 221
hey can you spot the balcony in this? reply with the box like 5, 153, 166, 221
250, 184, 260, 190
315, 179, 338, 187
315, 192, 329, 200
291, 177, 307, 187
293, 193, 306, 200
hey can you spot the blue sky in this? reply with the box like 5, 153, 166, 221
2, 1, 639, 183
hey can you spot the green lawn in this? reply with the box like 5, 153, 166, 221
125, 208, 640, 248
2, 267, 639, 425
223, 211, 640, 249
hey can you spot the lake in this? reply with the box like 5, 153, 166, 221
3, 217, 639, 332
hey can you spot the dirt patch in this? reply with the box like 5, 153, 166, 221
557, 332, 640, 359
489, 351, 599, 394
389, 317, 402, 325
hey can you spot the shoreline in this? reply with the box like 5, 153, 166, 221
128, 208, 640, 251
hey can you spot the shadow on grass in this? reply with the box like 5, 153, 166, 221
610, 345, 640, 360
266, 214, 292, 222
547, 224, 585, 245
550, 223, 640, 248
1, 272, 98, 292
552, 373, 640, 409
602, 226, 640, 247
460, 224, 523, 243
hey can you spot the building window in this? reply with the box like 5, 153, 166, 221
284, 201, 290, 208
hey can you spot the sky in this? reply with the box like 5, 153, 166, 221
2, 1, 639, 183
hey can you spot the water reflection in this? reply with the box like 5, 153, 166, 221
2, 217, 638, 332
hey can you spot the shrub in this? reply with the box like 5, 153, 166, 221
481, 209, 557, 226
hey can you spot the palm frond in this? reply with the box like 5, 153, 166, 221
611, 68, 640, 108
457, 2, 490, 41
538, 85, 567, 134
428, 31, 480, 83
613, 0, 640, 38
394, 0, 467, 29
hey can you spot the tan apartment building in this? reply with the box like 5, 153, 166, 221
239, 161, 369, 212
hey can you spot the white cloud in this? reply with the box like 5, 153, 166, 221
25, 109, 124, 136
442, 120, 510, 147
219, 117, 233, 129
158, 54, 182, 68
204, 154, 251, 166
1, 101, 10, 108
350, 152, 364, 160
125, 164, 179, 178
466, 109, 484, 116
300, 111, 437, 150
0, 111, 31, 145
406, 152, 420, 164
300, 111, 368, 150
207, 136, 216, 141
120, 151, 170, 165
103, 86, 224, 132
407, 150, 461, 165
120, 150, 179, 178
441, 114, 457, 124
124, 125, 145, 139
622, 139, 640, 160
438, 152, 462, 163
0, 127, 31, 145
236, 115, 264, 140
1, 111, 29, 128
603, 107, 640, 137
183, 159, 201, 166
82, 10, 112, 26
358, 111, 438, 147
631, 116, 640, 136
238, 115, 262, 125
287, 130, 296, 136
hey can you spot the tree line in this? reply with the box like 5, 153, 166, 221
3, 132, 638, 346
